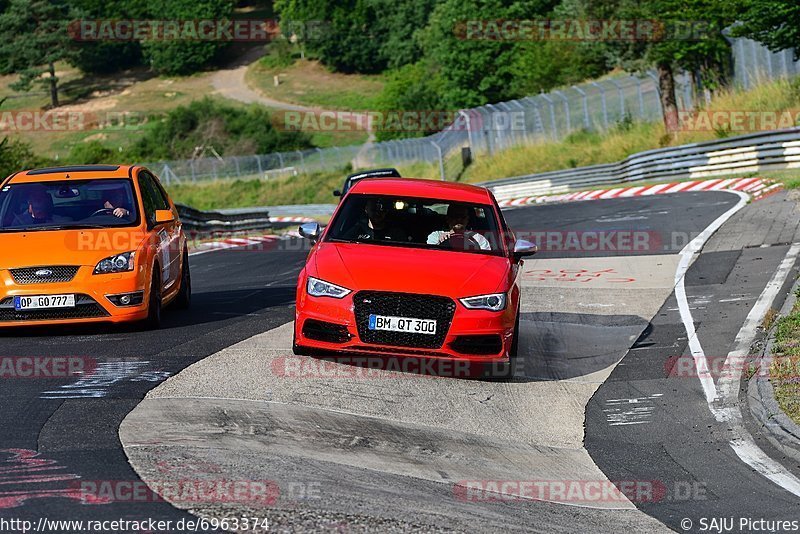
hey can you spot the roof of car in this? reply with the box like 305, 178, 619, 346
7, 165, 137, 184
347, 178, 494, 203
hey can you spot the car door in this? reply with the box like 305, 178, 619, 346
137, 171, 179, 291
147, 173, 182, 288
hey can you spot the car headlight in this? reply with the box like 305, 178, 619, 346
94, 252, 135, 274
460, 293, 507, 311
307, 276, 351, 298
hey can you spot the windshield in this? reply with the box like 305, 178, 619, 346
325, 194, 505, 256
0, 179, 139, 232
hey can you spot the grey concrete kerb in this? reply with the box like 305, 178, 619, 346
748, 269, 800, 464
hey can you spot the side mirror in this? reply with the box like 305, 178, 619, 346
299, 222, 321, 242
333, 190, 342, 197
513, 239, 537, 261
154, 209, 175, 224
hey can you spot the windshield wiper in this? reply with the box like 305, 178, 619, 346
1, 224, 110, 232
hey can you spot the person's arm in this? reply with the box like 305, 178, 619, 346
427, 231, 444, 245
473, 232, 491, 251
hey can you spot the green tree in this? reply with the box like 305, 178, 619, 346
275, 0, 383, 73
419, 0, 560, 109
730, 0, 800, 59
69, 0, 148, 74
374, 61, 447, 141
140, 0, 235, 75
581, 0, 734, 133
0, 0, 79, 107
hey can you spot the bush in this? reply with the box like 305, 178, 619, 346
0, 137, 42, 178
127, 97, 313, 160
66, 140, 119, 164
374, 61, 446, 141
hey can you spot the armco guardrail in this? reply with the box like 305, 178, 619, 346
176, 204, 273, 233
483, 128, 800, 201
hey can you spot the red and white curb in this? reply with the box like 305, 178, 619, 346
497, 177, 784, 208
270, 216, 316, 224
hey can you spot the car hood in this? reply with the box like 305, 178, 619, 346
0, 229, 148, 269
312, 242, 511, 297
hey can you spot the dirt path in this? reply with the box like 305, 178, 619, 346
210, 47, 377, 159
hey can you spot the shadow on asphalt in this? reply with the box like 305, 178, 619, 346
0, 287, 296, 339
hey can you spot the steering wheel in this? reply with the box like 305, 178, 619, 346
441, 232, 481, 251
90, 208, 116, 217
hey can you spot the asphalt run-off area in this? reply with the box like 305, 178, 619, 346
2, 189, 799, 533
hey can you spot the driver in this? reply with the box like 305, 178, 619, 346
101, 188, 132, 218
427, 203, 490, 250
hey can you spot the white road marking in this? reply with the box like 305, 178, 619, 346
715, 242, 800, 495
674, 190, 800, 498
603, 394, 663, 426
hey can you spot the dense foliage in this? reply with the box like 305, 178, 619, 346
0, 0, 798, 147
125, 98, 313, 160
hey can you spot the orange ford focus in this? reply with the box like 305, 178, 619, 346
0, 164, 190, 328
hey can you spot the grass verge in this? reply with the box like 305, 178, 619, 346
771, 292, 800, 425
460, 77, 800, 184
246, 58, 385, 112
165, 161, 441, 210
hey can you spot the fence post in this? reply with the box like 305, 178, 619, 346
608, 79, 625, 120
590, 82, 608, 130
297, 151, 305, 173
278, 152, 284, 168
190, 160, 197, 182
738, 38, 749, 89
553, 90, 571, 133
459, 110, 476, 156
646, 71, 662, 117
750, 39, 760, 84
316, 147, 324, 170
234, 157, 241, 177
508, 100, 526, 145
636, 77, 645, 118
539, 93, 558, 139
431, 141, 445, 181
572, 85, 590, 130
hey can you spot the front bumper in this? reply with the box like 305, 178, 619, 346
0, 265, 148, 326
294, 289, 515, 364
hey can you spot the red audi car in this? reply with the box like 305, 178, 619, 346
293, 177, 536, 372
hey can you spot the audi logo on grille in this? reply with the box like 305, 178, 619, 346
34, 269, 54, 277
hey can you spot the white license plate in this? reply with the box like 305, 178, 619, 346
368, 314, 436, 335
14, 294, 75, 311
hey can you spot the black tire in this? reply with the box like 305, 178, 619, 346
292, 329, 315, 356
143, 268, 162, 330
510, 310, 520, 360
174, 250, 191, 310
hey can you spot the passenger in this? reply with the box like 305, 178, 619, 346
346, 197, 408, 242
427, 203, 490, 251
